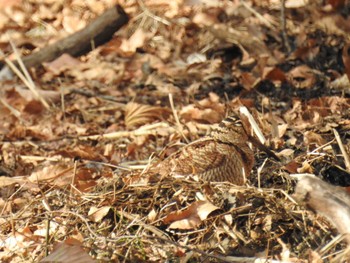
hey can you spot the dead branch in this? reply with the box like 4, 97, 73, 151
0, 5, 129, 70
294, 175, 350, 245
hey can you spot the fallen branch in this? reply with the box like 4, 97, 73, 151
293, 175, 350, 245
0, 5, 129, 70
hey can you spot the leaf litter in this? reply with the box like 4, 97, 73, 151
1, 0, 350, 262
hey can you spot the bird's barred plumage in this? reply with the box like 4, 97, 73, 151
151, 115, 254, 185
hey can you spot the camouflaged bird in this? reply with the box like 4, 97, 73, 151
151, 115, 255, 185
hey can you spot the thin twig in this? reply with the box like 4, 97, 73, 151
0, 97, 24, 121
137, 0, 171, 26
169, 93, 189, 143
45, 215, 50, 257
7, 37, 50, 109
240, 0, 275, 29
281, 0, 291, 53
333, 128, 350, 172
257, 158, 268, 189
240, 106, 266, 144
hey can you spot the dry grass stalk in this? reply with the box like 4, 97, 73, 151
333, 128, 350, 172
168, 93, 189, 143
3, 38, 50, 109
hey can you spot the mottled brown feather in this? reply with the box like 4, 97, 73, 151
152, 115, 254, 185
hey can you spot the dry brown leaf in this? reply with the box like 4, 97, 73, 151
288, 65, 316, 89
180, 93, 225, 123
144, 75, 182, 95
0, 0, 21, 9
320, 13, 350, 35
263, 67, 287, 82
0, 227, 37, 253
88, 206, 111, 223
70, 61, 125, 84
163, 200, 220, 230
303, 131, 327, 147
0, 176, 26, 187
192, 11, 219, 27
28, 163, 72, 186
40, 238, 96, 263
283, 160, 300, 173
62, 12, 87, 34
285, 0, 309, 8
277, 123, 288, 138
43, 53, 81, 75
120, 28, 153, 55
291, 38, 319, 61
297, 161, 313, 174
56, 145, 105, 161
240, 72, 258, 90
278, 149, 295, 158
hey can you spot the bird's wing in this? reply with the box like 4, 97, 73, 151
161, 139, 233, 175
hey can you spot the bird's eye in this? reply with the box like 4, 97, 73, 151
222, 116, 242, 127
224, 116, 238, 123
234, 120, 243, 126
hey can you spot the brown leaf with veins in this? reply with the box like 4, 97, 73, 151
125, 102, 167, 129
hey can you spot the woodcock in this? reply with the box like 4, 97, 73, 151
151, 115, 255, 185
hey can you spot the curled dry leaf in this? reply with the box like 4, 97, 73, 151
124, 102, 166, 129
163, 200, 220, 230
288, 65, 316, 89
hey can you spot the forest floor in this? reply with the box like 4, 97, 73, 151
1, 0, 350, 262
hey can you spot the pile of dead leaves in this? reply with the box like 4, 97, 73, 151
1, 0, 350, 262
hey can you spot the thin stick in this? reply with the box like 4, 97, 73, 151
0, 97, 22, 119
7, 37, 50, 109
45, 215, 50, 256
241, 0, 274, 29
240, 106, 266, 144
308, 138, 335, 155
281, 0, 291, 53
3, 55, 50, 109
257, 158, 268, 189
333, 128, 350, 172
169, 93, 189, 143
240, 106, 280, 160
